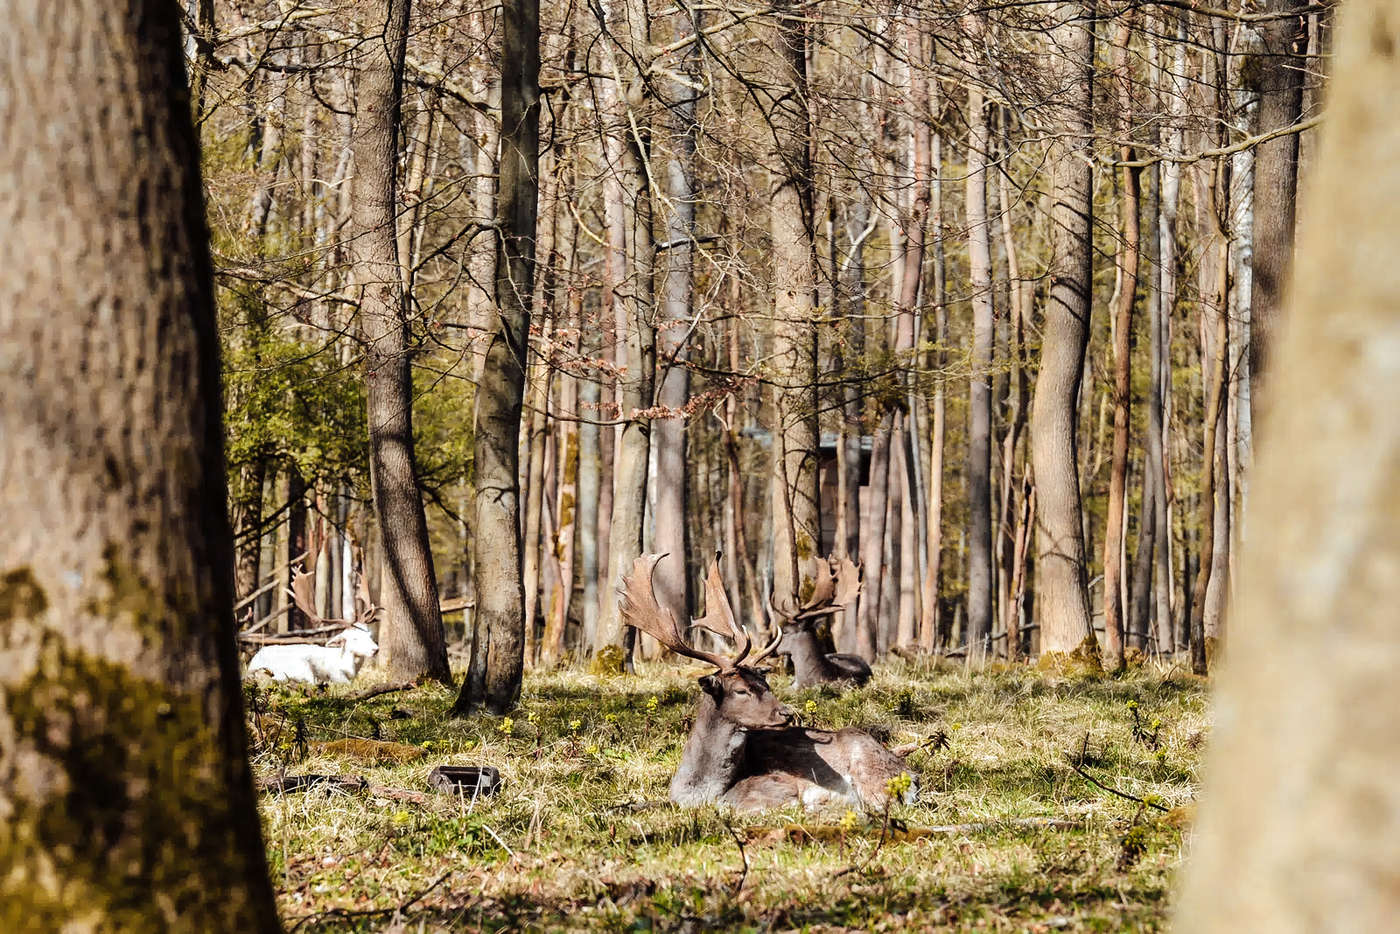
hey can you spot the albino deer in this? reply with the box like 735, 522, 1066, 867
621, 554, 917, 812
771, 555, 873, 688
245, 534, 379, 685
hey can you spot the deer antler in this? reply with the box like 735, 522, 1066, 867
689, 552, 751, 664
287, 523, 378, 630
768, 555, 863, 624
620, 554, 734, 671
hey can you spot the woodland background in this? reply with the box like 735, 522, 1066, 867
201, 0, 1323, 696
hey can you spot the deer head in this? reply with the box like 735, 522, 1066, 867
620, 553, 792, 730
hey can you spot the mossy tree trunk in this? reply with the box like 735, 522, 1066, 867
351, 0, 451, 685
1176, 2, 1400, 924
0, 1, 279, 928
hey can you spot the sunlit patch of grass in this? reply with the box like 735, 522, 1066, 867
253, 660, 1208, 931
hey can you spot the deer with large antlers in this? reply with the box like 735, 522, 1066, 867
770, 555, 873, 688
621, 553, 917, 812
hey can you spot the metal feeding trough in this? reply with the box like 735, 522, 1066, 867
427, 765, 502, 798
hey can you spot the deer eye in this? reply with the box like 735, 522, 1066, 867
733, 689, 750, 697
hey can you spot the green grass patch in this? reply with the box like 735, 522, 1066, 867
250, 661, 1207, 931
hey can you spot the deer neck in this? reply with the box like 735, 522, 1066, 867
669, 692, 749, 805
786, 630, 834, 680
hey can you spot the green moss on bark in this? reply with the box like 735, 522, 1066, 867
0, 567, 47, 621
1036, 636, 1104, 677
0, 634, 272, 931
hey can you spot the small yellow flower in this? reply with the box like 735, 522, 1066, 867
1150, 717, 1162, 730
950, 722, 963, 732
391, 810, 412, 825
1126, 700, 1139, 711
1154, 750, 1167, 763
885, 772, 913, 799
526, 711, 539, 724
568, 719, 582, 733
838, 810, 860, 832
604, 713, 618, 724
499, 717, 514, 736
585, 743, 600, 756
646, 695, 659, 712
803, 700, 818, 715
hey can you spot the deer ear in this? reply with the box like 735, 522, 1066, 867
698, 673, 723, 698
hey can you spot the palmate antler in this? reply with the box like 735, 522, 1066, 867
769, 555, 862, 625
620, 553, 780, 670
287, 515, 377, 630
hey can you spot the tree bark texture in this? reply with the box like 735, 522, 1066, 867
0, 2, 280, 927
1103, 153, 1141, 670
965, 84, 995, 661
1029, 0, 1099, 663
651, 5, 700, 626
352, 0, 451, 685
1176, 4, 1400, 924
765, 2, 821, 606
1250, 0, 1307, 402
596, 0, 655, 662
456, 0, 539, 713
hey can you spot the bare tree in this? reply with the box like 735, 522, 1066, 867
0, 1, 278, 925
1176, 2, 1400, 923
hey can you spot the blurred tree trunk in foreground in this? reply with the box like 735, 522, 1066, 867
1177, 0, 1400, 926
0, 1, 279, 928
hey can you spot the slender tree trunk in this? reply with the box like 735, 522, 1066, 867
965, 82, 994, 662
1250, 0, 1307, 403
286, 461, 309, 631
919, 129, 948, 652
542, 192, 582, 668
1154, 12, 1186, 654
596, 0, 655, 665
521, 352, 549, 664
766, 2, 821, 604
652, 5, 700, 624
1176, 6, 1400, 923
578, 377, 602, 650
839, 195, 869, 647
0, 1, 279, 923
854, 419, 891, 660
1030, 0, 1099, 665
352, 0, 450, 685
455, 0, 539, 713
1103, 24, 1142, 670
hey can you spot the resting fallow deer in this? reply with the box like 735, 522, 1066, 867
620, 553, 917, 812
771, 556, 873, 688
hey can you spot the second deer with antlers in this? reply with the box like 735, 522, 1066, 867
771, 556, 873, 688
621, 553, 917, 812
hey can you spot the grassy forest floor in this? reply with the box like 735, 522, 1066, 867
249, 660, 1209, 932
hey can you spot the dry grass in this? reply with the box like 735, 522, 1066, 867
249, 658, 1209, 932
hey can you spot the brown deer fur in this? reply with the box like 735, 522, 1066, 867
622, 554, 917, 812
